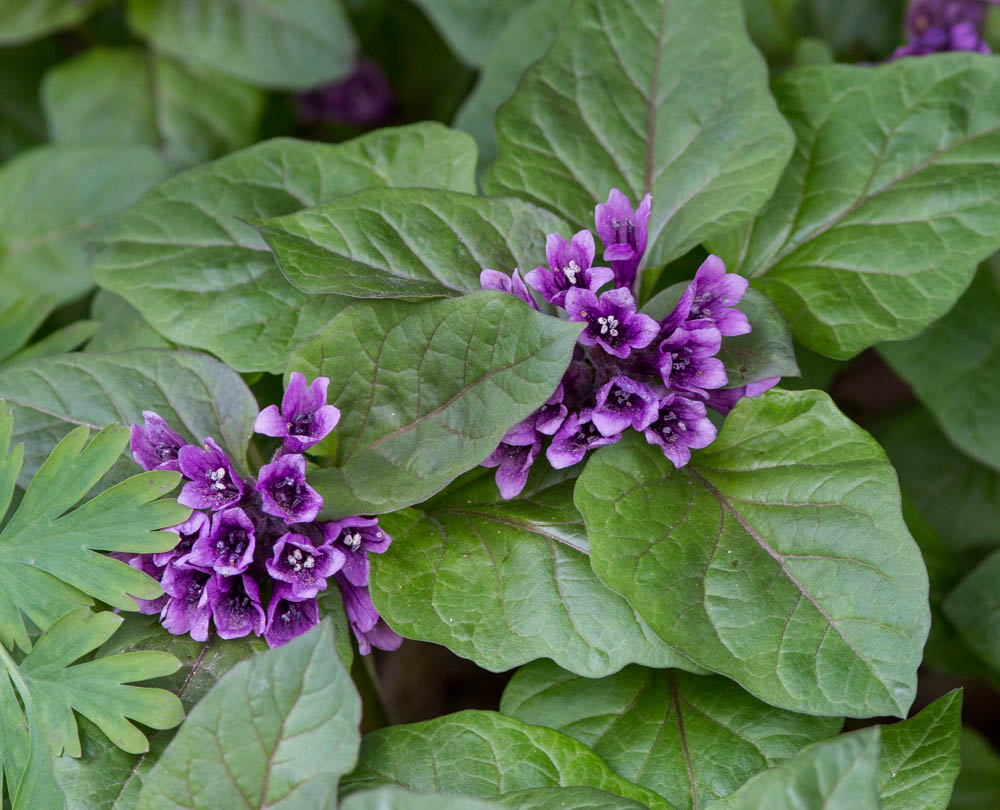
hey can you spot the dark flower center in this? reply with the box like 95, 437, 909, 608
273, 476, 305, 511
185, 579, 204, 604
652, 410, 687, 444
280, 602, 303, 626
288, 411, 314, 437
205, 466, 239, 499
284, 546, 316, 574
155, 441, 179, 461
611, 386, 637, 410
580, 308, 625, 348
611, 217, 637, 249
216, 528, 249, 566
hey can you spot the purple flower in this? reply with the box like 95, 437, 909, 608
480, 268, 539, 309
889, 0, 993, 58
296, 59, 394, 126
128, 555, 168, 615
160, 565, 212, 641
205, 574, 265, 640
482, 438, 542, 500
337, 574, 403, 655
322, 517, 392, 587
594, 189, 652, 290
658, 326, 728, 395
592, 376, 660, 436
264, 586, 320, 648
177, 438, 244, 512
265, 533, 344, 599
129, 411, 188, 472
153, 511, 210, 568
565, 287, 659, 359
705, 377, 780, 416
524, 230, 615, 306
254, 371, 341, 453
180, 508, 256, 576
643, 394, 717, 468
686, 255, 750, 337
547, 410, 620, 469
256, 454, 323, 524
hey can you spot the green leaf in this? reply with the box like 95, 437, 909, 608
408, 0, 536, 67
496, 787, 647, 809
740, 0, 798, 61
85, 291, 170, 354
576, 390, 930, 718
795, 0, 907, 61
0, 0, 102, 44
708, 56, 1000, 359
0, 144, 169, 304
372, 473, 699, 678
0, 349, 258, 488
950, 727, 1000, 810
944, 548, 1000, 673
501, 660, 841, 810
341, 710, 672, 809
257, 188, 569, 299
0, 322, 100, 372
42, 47, 264, 171
137, 618, 360, 810
0, 293, 57, 365
342, 787, 499, 809
289, 292, 582, 518
878, 690, 962, 810
483, 0, 794, 270
708, 728, 881, 810
0, 407, 189, 652
93, 125, 478, 373
0, 40, 58, 161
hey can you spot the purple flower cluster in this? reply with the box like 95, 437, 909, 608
125, 373, 403, 653
297, 59, 394, 127
890, 0, 998, 58
480, 189, 777, 499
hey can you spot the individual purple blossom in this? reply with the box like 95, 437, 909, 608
205, 574, 265, 640
592, 376, 660, 436
337, 574, 403, 655
889, 0, 994, 58
547, 410, 621, 469
177, 438, 244, 511
153, 511, 209, 568
296, 59, 394, 126
180, 508, 257, 576
643, 394, 717, 468
265, 533, 344, 599
322, 517, 392, 587
686, 255, 750, 337
481, 438, 542, 500
129, 411, 188, 472
128, 555, 168, 615
705, 377, 780, 416
658, 326, 728, 395
564, 287, 659, 359
524, 230, 615, 306
160, 565, 212, 642
256, 453, 323, 524
254, 371, 341, 453
264, 586, 320, 647
480, 268, 539, 309
594, 189, 652, 291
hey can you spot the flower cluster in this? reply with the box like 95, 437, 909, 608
480, 189, 776, 499
297, 58, 394, 127
125, 373, 403, 653
890, 0, 999, 58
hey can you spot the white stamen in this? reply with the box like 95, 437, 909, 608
303, 556, 314, 569
563, 260, 581, 284
293, 548, 303, 560
287, 554, 297, 566
597, 315, 619, 337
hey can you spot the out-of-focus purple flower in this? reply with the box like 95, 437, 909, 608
337, 573, 403, 654
128, 555, 168, 615
297, 59, 394, 127
130, 411, 188, 472
256, 454, 323, 524
322, 517, 393, 586
153, 511, 209, 568
594, 189, 652, 291
592, 376, 660, 436
254, 372, 340, 453
180, 507, 256, 576
565, 287, 659, 359
658, 326, 728, 395
177, 438, 244, 512
643, 393, 717, 468
705, 377, 780, 416
264, 587, 319, 648
889, 0, 993, 58
524, 230, 615, 306
206, 574, 265, 640
686, 255, 750, 337
480, 268, 539, 309
547, 410, 620, 469
265, 533, 344, 599
161, 565, 212, 641
482, 438, 542, 500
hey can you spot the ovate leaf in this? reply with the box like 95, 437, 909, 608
483, 0, 794, 269
501, 660, 841, 810
709, 56, 1000, 358
93, 125, 477, 372
341, 710, 671, 809
289, 292, 582, 518
576, 390, 930, 718
137, 619, 359, 810
257, 188, 568, 298
943, 548, 1000, 673
0, 0, 102, 44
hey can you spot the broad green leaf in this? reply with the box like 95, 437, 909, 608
341, 710, 672, 809
372, 473, 698, 678
881, 260, 1000, 472
0, 144, 168, 304
0, 40, 58, 161
408, 0, 536, 67
0, 294, 57, 365
0, 349, 258, 487
708, 56, 1000, 359
290, 292, 582, 518
709, 728, 881, 810
0, 0, 102, 44
944, 549, 1000, 673
342, 787, 498, 809
257, 188, 568, 298
0, 408, 189, 652
496, 788, 646, 809
42, 47, 264, 170
501, 660, 841, 810
950, 728, 1000, 810
0, 321, 100, 371
483, 0, 794, 271
576, 390, 930, 718
137, 619, 360, 810
741, 0, 798, 60
127, 0, 355, 90
85, 291, 170, 354
878, 690, 962, 810
94, 125, 478, 372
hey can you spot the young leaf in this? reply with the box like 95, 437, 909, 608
136, 618, 360, 810
0, 0, 101, 44
495, 787, 647, 809
256, 188, 569, 299
373, 474, 700, 678
709, 56, 1000, 359
93, 125, 478, 373
950, 727, 1000, 810
341, 787, 498, 809
878, 690, 962, 810
0, 349, 258, 487
708, 728, 881, 810
289, 292, 582, 518
126, 0, 356, 90
341, 710, 671, 809
576, 390, 930, 718
0, 144, 168, 304
501, 660, 842, 809
943, 548, 1000, 673
483, 0, 794, 270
